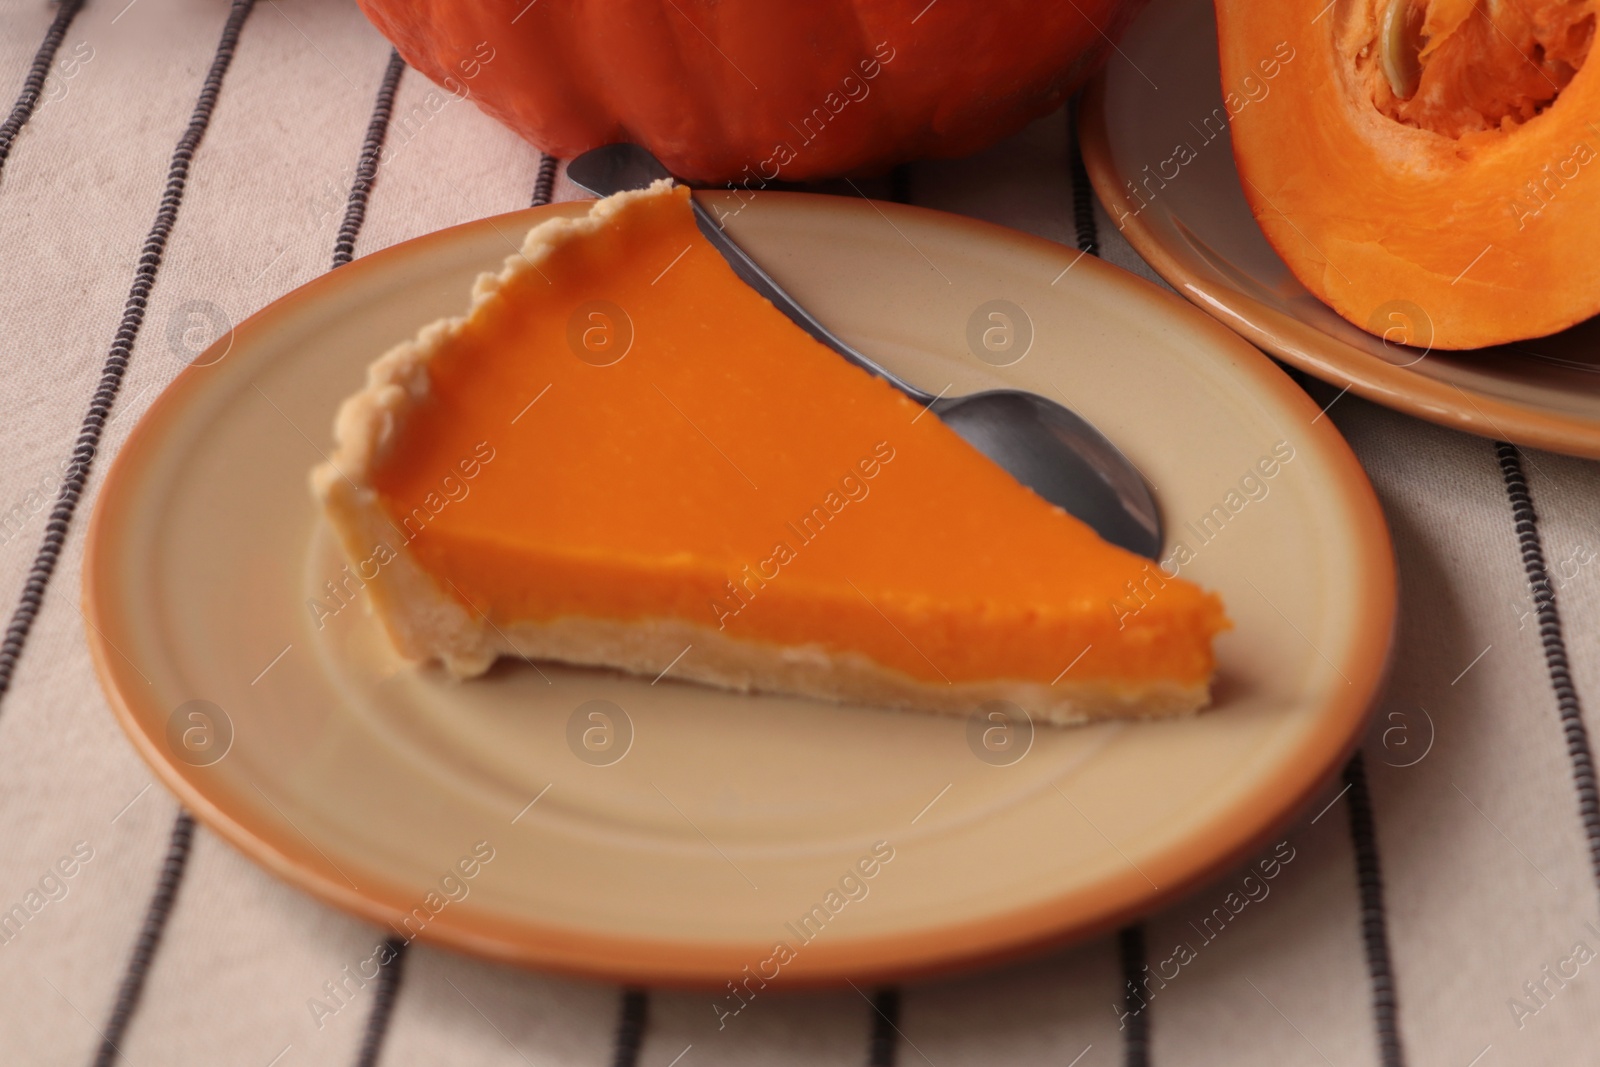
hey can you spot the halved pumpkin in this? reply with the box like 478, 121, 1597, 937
1218, 0, 1599, 349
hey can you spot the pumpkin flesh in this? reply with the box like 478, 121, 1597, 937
1219, 0, 1600, 349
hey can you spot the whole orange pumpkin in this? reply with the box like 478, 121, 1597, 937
356, 0, 1147, 183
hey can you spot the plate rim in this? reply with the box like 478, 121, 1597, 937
1078, 72, 1600, 461
83, 193, 1397, 987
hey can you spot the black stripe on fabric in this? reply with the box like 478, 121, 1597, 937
352, 938, 409, 1067
531, 151, 559, 207
83, 6, 256, 1059
1344, 752, 1405, 1067
1497, 442, 1600, 887
0, 0, 255, 712
866, 986, 900, 1067
609, 987, 648, 1067
1118, 925, 1151, 1067
330, 55, 431, 1065
101, 23, 409, 1064
91, 812, 197, 1067
0, 0, 85, 180
331, 49, 406, 270
1067, 99, 1099, 257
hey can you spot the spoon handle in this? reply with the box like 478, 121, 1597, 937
686, 199, 933, 404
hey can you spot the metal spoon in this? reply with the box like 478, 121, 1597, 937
566, 144, 1163, 560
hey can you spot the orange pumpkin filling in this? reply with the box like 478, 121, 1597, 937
317, 184, 1227, 720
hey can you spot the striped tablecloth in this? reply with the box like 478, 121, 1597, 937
4, 2, 1599, 1064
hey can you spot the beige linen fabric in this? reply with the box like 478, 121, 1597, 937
0, 1, 1596, 1064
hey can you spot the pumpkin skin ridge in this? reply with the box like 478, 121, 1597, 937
355, 0, 1148, 184
1220, 0, 1600, 350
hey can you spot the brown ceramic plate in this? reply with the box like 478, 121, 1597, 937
1081, 0, 1600, 458
83, 191, 1393, 986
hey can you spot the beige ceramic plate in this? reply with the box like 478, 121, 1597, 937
1081, 0, 1600, 458
85, 192, 1393, 987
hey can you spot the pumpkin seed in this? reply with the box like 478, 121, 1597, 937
1380, 0, 1425, 99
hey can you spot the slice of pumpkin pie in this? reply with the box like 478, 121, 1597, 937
311, 182, 1228, 723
